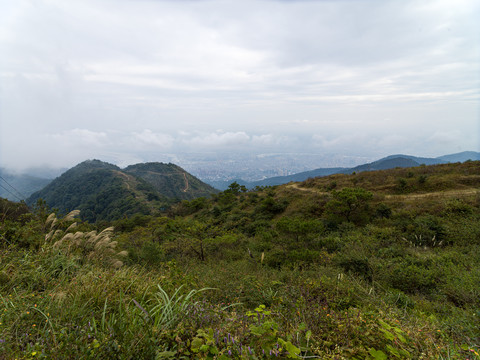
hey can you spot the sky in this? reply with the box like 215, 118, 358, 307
0, 0, 479, 172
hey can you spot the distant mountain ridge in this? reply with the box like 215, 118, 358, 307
26, 160, 217, 222
207, 151, 480, 190
2, 151, 478, 197
436, 151, 480, 163
0, 168, 52, 201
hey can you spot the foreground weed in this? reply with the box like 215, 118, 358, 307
149, 284, 214, 330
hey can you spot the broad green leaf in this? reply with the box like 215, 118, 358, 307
369, 348, 387, 360
191, 337, 204, 352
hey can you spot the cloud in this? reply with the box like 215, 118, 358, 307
427, 130, 463, 145
251, 134, 291, 147
50, 128, 108, 147
133, 129, 174, 149
376, 135, 409, 149
312, 134, 370, 149
0, 0, 478, 171
186, 131, 251, 147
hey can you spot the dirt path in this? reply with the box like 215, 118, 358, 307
114, 171, 133, 190
287, 183, 478, 201
383, 188, 478, 202
287, 183, 326, 194
182, 173, 189, 192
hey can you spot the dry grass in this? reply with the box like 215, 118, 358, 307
45, 211, 127, 268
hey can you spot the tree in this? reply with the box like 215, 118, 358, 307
225, 182, 247, 195
275, 217, 324, 243
324, 187, 373, 225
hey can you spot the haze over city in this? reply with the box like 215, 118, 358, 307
1, 0, 478, 174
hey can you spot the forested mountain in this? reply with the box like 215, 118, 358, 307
124, 162, 217, 200
26, 160, 216, 222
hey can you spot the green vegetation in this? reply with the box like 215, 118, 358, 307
124, 162, 218, 200
1, 161, 480, 359
26, 160, 218, 222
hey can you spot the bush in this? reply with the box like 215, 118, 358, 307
375, 203, 392, 219
324, 188, 373, 226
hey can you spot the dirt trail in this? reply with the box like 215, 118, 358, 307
114, 171, 133, 190
383, 188, 478, 202
182, 173, 189, 192
287, 183, 478, 201
287, 183, 326, 194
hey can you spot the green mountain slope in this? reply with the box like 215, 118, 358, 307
25, 160, 216, 222
124, 162, 218, 200
26, 160, 163, 222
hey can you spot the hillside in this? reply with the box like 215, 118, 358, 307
209, 151, 480, 190
26, 160, 217, 222
124, 162, 218, 200
1, 161, 480, 358
26, 160, 159, 222
175, 160, 480, 232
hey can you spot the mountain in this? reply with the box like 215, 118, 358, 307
436, 151, 480, 163
205, 178, 251, 191
205, 156, 434, 190
207, 151, 479, 190
124, 162, 217, 200
370, 154, 445, 166
26, 160, 217, 222
343, 156, 426, 173
0, 168, 52, 201
249, 167, 345, 188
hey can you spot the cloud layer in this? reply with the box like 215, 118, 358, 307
0, 0, 478, 170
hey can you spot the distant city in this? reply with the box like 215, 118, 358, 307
156, 152, 374, 183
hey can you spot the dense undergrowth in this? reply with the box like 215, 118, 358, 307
1, 162, 479, 359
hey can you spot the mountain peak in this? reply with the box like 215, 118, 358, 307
74, 159, 120, 170
26, 160, 217, 222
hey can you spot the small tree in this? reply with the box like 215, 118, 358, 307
275, 217, 324, 243
324, 187, 373, 225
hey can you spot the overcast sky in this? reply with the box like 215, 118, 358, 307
0, 0, 479, 171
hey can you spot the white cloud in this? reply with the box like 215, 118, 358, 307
427, 130, 463, 145
186, 131, 250, 147
251, 134, 290, 146
0, 0, 478, 171
133, 129, 174, 149
50, 128, 108, 147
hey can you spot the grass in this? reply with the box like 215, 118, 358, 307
1, 161, 479, 358
1, 246, 479, 359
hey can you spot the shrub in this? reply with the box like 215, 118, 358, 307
375, 203, 392, 219
324, 187, 373, 225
